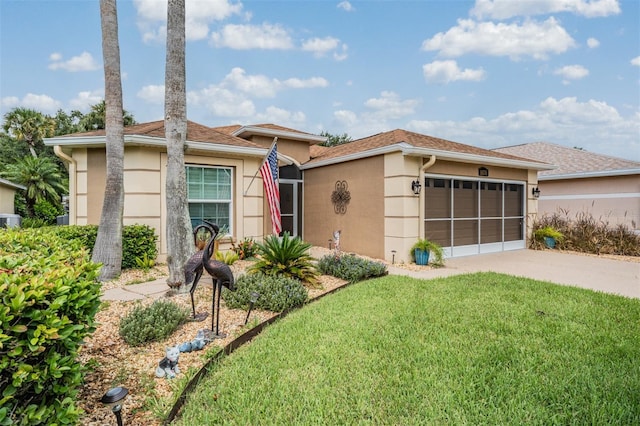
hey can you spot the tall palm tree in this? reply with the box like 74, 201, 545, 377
2, 107, 55, 157
92, 0, 124, 281
1, 156, 66, 216
165, 0, 192, 290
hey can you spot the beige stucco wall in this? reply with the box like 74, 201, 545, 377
0, 185, 17, 214
71, 147, 266, 262
248, 135, 312, 164
304, 156, 385, 259
538, 174, 639, 230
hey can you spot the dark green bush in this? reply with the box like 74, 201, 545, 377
249, 232, 319, 287
19, 217, 50, 229
0, 228, 102, 425
119, 300, 190, 346
33, 199, 63, 225
317, 253, 388, 283
49, 224, 158, 269
223, 272, 308, 312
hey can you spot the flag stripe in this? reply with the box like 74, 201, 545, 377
259, 142, 282, 235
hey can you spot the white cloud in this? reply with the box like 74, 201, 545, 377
363, 91, 420, 120
1, 93, 61, 113
423, 60, 486, 83
282, 77, 329, 89
302, 37, 348, 60
422, 18, 576, 60
631, 56, 640, 67
220, 67, 328, 98
406, 96, 638, 159
69, 90, 104, 111
333, 44, 349, 61
553, 65, 589, 83
137, 84, 165, 104
471, 0, 621, 20
211, 23, 293, 49
48, 51, 99, 72
134, 0, 243, 42
587, 37, 600, 48
188, 85, 256, 117
337, 1, 355, 12
255, 106, 306, 126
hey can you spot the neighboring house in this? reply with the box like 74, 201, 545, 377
494, 142, 640, 232
46, 121, 550, 263
0, 178, 25, 215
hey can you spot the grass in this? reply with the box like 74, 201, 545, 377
174, 272, 640, 425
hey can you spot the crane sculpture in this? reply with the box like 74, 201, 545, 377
184, 221, 235, 337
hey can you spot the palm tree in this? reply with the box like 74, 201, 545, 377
92, 0, 125, 281
2, 107, 55, 157
165, 0, 192, 291
1, 156, 66, 216
77, 100, 135, 132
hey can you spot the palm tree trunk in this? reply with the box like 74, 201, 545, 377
92, 0, 124, 281
165, 0, 192, 291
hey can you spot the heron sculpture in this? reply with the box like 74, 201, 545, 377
184, 221, 236, 337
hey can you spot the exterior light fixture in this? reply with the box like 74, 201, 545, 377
101, 386, 129, 426
244, 291, 260, 325
532, 187, 541, 199
411, 179, 422, 195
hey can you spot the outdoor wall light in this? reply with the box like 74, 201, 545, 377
411, 179, 422, 195
532, 187, 541, 199
244, 291, 261, 325
100, 386, 128, 426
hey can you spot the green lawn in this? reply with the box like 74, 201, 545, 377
174, 272, 640, 425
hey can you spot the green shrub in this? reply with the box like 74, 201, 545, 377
119, 300, 190, 346
249, 232, 320, 287
223, 272, 308, 312
231, 237, 257, 260
317, 253, 388, 283
19, 217, 50, 228
33, 199, 63, 225
0, 228, 102, 425
49, 224, 158, 269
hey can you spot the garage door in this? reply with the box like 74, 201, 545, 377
424, 176, 526, 257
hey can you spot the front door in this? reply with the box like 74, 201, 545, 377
279, 180, 301, 237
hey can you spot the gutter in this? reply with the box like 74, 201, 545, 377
539, 168, 640, 181
54, 145, 76, 170
232, 125, 327, 144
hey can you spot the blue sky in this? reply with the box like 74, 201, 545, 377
1, 0, 639, 161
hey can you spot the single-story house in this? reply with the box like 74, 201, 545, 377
494, 142, 640, 232
46, 121, 551, 263
0, 178, 25, 215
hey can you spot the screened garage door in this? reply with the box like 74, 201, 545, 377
424, 176, 526, 257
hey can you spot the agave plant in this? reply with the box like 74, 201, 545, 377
249, 232, 320, 287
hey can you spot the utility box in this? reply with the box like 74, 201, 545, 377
0, 214, 21, 228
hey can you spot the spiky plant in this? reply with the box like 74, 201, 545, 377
249, 232, 320, 287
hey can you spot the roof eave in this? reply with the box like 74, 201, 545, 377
232, 125, 327, 144
0, 178, 26, 191
539, 168, 640, 180
302, 143, 555, 171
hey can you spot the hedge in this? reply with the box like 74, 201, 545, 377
50, 224, 158, 269
0, 228, 102, 425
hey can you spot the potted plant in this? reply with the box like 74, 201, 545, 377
410, 238, 444, 267
534, 226, 564, 249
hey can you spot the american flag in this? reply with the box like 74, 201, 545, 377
260, 142, 282, 235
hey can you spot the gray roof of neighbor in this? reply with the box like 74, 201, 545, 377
494, 142, 640, 179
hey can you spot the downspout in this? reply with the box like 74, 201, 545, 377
418, 155, 436, 239
53, 145, 76, 224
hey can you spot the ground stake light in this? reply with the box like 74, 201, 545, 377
245, 291, 261, 325
100, 386, 128, 426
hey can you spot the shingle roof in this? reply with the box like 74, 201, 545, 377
494, 142, 640, 177
56, 120, 260, 148
306, 129, 545, 166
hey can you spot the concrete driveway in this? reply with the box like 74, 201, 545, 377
388, 249, 640, 299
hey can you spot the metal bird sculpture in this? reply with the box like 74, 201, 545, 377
200, 222, 235, 337
184, 222, 214, 320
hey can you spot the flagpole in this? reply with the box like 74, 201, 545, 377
244, 137, 277, 196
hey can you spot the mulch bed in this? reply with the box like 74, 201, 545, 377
78, 256, 349, 426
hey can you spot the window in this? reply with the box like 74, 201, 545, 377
186, 166, 232, 230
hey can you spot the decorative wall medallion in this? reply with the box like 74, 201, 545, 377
331, 180, 351, 214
